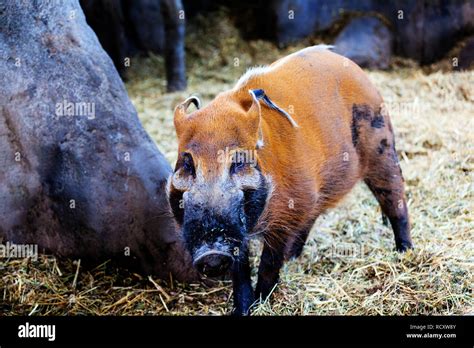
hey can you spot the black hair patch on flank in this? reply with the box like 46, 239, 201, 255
351, 104, 372, 147
378, 138, 389, 154
371, 114, 385, 128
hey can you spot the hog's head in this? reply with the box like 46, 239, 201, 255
167, 92, 271, 277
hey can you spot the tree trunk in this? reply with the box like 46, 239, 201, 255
0, 0, 197, 281
80, 0, 187, 91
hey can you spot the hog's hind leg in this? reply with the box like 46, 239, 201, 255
288, 217, 318, 259
364, 137, 413, 251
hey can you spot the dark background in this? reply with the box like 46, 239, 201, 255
80, 0, 474, 91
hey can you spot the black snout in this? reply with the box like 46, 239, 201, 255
193, 250, 233, 277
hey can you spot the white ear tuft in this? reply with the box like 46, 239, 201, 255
182, 95, 201, 110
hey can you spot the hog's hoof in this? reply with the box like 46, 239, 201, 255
255, 279, 279, 303
231, 292, 254, 316
231, 302, 253, 316
231, 308, 250, 316
396, 241, 414, 252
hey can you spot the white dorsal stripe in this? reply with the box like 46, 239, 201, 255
234, 44, 334, 89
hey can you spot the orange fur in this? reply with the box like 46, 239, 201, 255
172, 45, 410, 257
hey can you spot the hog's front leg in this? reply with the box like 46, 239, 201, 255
231, 245, 254, 315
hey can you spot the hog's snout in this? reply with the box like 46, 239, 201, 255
193, 249, 233, 277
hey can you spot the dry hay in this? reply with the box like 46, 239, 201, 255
1, 10, 472, 316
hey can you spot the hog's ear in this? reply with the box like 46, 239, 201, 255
174, 95, 201, 135
247, 89, 264, 148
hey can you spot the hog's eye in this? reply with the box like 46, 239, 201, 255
181, 152, 195, 176
230, 152, 247, 175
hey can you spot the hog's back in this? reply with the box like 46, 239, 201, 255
245, 47, 388, 216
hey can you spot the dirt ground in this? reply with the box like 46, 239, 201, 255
1, 13, 472, 315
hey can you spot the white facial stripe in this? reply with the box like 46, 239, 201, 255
172, 169, 193, 191
234, 169, 261, 190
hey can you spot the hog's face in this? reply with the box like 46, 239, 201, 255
167, 94, 270, 277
